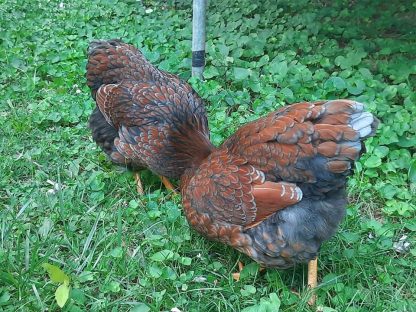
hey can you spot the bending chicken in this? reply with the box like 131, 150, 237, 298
86, 39, 210, 193
181, 100, 378, 296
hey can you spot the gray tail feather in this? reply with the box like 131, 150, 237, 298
348, 102, 379, 139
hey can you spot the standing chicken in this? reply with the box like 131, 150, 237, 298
181, 100, 378, 297
86, 39, 211, 193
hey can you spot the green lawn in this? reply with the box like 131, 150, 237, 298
1, 0, 415, 311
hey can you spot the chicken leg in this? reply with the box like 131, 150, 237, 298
134, 172, 144, 195
160, 176, 177, 193
232, 261, 245, 281
232, 262, 265, 281
307, 258, 318, 305
134, 173, 177, 195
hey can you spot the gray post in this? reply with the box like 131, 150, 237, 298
192, 0, 207, 79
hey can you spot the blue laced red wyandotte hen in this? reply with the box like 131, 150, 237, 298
180, 100, 378, 303
86, 39, 211, 193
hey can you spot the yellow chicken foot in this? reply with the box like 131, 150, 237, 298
232, 261, 245, 281
134, 172, 144, 195
307, 257, 318, 305
232, 262, 265, 281
160, 176, 177, 193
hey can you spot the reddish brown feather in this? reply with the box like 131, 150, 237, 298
323, 100, 356, 114
318, 113, 350, 125
327, 160, 350, 173
315, 124, 358, 141
247, 181, 302, 229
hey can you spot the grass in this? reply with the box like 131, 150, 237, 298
1, 0, 415, 311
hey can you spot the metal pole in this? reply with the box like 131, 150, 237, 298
192, 0, 207, 79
